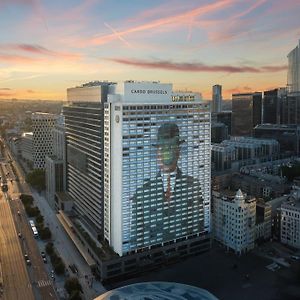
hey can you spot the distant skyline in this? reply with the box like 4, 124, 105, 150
0, 0, 299, 100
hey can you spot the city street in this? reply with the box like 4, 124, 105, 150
0, 191, 34, 300
0, 143, 58, 300
31, 190, 106, 299
4, 141, 106, 299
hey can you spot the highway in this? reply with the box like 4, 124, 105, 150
0, 140, 58, 300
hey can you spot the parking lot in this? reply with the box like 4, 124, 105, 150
108, 242, 300, 300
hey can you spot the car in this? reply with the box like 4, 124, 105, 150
43, 257, 47, 264
69, 264, 76, 273
24, 254, 31, 265
17, 210, 20, 216
18, 232, 22, 238
41, 251, 46, 258
73, 264, 78, 273
291, 255, 300, 260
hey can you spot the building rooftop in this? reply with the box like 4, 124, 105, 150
255, 124, 300, 130
95, 282, 218, 300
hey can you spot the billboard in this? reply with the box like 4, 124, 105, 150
121, 106, 207, 252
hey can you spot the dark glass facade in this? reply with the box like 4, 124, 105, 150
63, 103, 104, 234
232, 93, 262, 136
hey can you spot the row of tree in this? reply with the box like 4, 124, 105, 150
20, 194, 51, 239
45, 242, 66, 275
25, 169, 45, 192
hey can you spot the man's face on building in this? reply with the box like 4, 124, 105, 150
158, 141, 180, 172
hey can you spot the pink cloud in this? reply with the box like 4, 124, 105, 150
109, 57, 287, 74
77, 0, 236, 47
0, 54, 38, 64
0, 44, 81, 60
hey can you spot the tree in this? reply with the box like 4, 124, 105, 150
25, 206, 39, 217
36, 214, 44, 225
45, 242, 54, 255
281, 163, 300, 182
54, 260, 65, 275
20, 194, 33, 206
26, 169, 46, 191
65, 277, 82, 294
40, 227, 51, 240
68, 290, 82, 300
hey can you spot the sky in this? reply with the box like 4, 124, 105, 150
0, 0, 299, 101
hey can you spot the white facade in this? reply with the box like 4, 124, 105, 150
213, 189, 256, 255
20, 132, 33, 162
212, 84, 222, 113
104, 81, 211, 256
281, 198, 300, 249
287, 40, 300, 93
32, 112, 58, 169
45, 115, 66, 207
45, 156, 64, 209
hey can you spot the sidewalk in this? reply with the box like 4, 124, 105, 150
31, 190, 106, 299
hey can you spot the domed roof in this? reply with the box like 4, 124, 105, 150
95, 282, 218, 300
235, 189, 245, 203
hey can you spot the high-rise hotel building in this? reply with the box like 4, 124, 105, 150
63, 81, 211, 258
63, 82, 115, 233
104, 81, 211, 256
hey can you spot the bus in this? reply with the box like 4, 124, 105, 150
29, 220, 39, 238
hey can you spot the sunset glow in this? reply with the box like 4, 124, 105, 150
0, 0, 300, 100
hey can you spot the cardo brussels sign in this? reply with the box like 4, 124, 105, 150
130, 89, 168, 95
123, 82, 172, 103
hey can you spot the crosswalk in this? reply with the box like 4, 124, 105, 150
37, 280, 52, 288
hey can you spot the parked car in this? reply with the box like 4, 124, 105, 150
291, 255, 300, 260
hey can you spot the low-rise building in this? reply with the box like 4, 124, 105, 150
281, 190, 300, 249
255, 200, 272, 242
213, 189, 256, 255
231, 173, 289, 200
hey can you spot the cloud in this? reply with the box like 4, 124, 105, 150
0, 43, 81, 60
109, 57, 287, 74
0, 54, 37, 64
78, 0, 236, 47
15, 44, 52, 54
27, 89, 35, 93
0, 0, 36, 6
0, 87, 11, 90
226, 86, 253, 94
0, 44, 81, 63
243, 86, 252, 91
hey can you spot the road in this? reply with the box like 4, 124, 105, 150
0, 142, 58, 300
0, 191, 35, 300
3, 140, 106, 299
